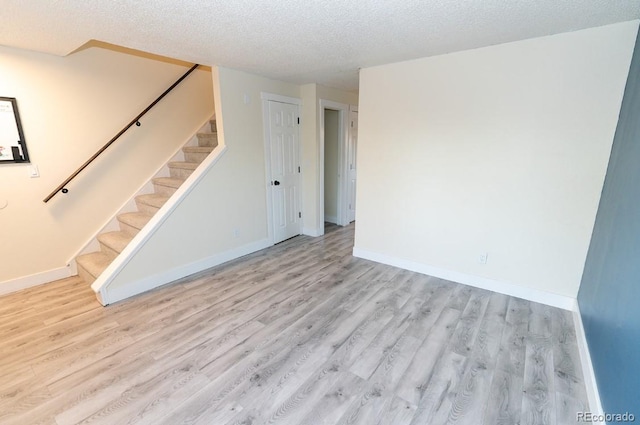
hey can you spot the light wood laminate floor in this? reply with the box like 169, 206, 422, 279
0, 224, 589, 425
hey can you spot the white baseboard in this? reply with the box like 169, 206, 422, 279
303, 227, 323, 237
352, 247, 576, 310
572, 303, 603, 414
101, 238, 271, 305
0, 266, 73, 297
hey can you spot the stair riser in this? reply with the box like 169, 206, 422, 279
169, 167, 195, 180
184, 152, 209, 163
210, 120, 217, 132
99, 242, 120, 261
119, 221, 142, 237
135, 200, 160, 215
77, 264, 97, 286
152, 183, 179, 197
197, 133, 218, 147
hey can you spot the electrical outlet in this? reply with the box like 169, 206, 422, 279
233, 228, 240, 238
479, 252, 488, 264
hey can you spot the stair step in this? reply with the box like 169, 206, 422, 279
168, 161, 199, 179
183, 146, 214, 163
97, 231, 133, 259
183, 146, 214, 153
136, 193, 169, 215
197, 132, 218, 147
118, 212, 153, 236
168, 161, 199, 170
152, 177, 184, 196
77, 252, 112, 284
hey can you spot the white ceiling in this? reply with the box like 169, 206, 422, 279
1, 0, 639, 91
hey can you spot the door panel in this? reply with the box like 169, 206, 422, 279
269, 101, 300, 243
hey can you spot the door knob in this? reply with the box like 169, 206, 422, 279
274, 180, 281, 186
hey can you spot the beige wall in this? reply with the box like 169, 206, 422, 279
0, 44, 213, 287
300, 84, 358, 234
323, 109, 339, 222
105, 67, 301, 291
354, 21, 638, 298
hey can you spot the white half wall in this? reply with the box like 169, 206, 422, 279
354, 21, 638, 299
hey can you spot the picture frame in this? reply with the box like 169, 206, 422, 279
0, 97, 30, 163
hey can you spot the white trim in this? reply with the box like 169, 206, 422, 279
92, 143, 228, 305
352, 247, 576, 310
0, 266, 73, 297
573, 303, 604, 414
102, 238, 270, 305
260, 92, 302, 105
319, 100, 349, 232
346, 105, 358, 223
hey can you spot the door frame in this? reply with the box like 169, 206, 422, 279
319, 99, 350, 230
261, 92, 302, 245
347, 104, 358, 223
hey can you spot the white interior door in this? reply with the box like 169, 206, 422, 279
347, 109, 358, 223
268, 100, 301, 243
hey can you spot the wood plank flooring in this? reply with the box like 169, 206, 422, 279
0, 224, 589, 424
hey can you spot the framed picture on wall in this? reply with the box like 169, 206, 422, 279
0, 97, 30, 163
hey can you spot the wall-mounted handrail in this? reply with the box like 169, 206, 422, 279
43, 63, 200, 203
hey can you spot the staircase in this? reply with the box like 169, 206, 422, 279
75, 118, 218, 286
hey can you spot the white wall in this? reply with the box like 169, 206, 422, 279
104, 67, 301, 292
324, 109, 339, 222
354, 21, 638, 299
0, 44, 213, 288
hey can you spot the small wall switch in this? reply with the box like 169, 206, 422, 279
479, 252, 488, 264
29, 165, 40, 178
233, 228, 240, 238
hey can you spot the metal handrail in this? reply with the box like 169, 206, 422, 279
43, 63, 200, 203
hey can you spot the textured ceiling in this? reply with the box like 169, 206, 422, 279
1, 0, 639, 91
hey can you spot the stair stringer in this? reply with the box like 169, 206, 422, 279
91, 141, 228, 306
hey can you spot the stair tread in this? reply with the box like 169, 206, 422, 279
136, 193, 169, 208
152, 177, 185, 188
182, 146, 214, 153
97, 231, 133, 253
76, 252, 112, 279
197, 133, 218, 148
168, 161, 199, 170
118, 211, 153, 229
